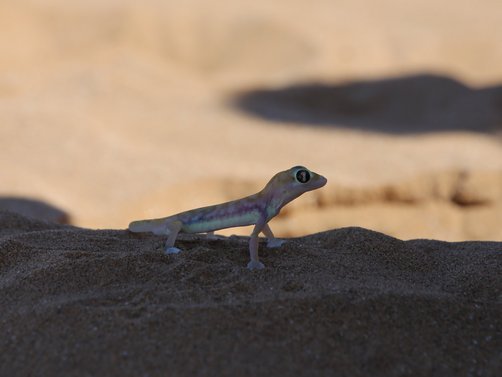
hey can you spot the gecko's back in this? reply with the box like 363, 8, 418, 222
177, 195, 264, 233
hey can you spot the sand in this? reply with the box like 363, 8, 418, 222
0, 0, 501, 241
0, 211, 500, 376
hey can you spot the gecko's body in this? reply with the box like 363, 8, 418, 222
129, 166, 327, 269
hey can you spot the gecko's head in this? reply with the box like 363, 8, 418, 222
265, 166, 327, 205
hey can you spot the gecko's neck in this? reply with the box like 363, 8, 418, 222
259, 181, 298, 219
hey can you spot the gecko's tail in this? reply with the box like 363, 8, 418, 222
128, 218, 170, 235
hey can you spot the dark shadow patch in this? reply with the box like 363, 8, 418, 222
232, 73, 502, 134
0, 197, 70, 224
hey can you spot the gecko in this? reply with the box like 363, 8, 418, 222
128, 166, 327, 270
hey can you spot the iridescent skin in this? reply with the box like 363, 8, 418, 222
129, 166, 327, 270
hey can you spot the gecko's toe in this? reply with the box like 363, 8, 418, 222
266, 239, 285, 248
164, 247, 182, 254
247, 260, 265, 270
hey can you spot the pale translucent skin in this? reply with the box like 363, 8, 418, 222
129, 166, 327, 270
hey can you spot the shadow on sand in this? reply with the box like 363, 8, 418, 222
0, 197, 70, 224
232, 73, 502, 134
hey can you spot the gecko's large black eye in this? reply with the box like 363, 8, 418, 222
295, 169, 310, 183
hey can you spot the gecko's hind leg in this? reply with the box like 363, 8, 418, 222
164, 220, 183, 254
262, 223, 285, 248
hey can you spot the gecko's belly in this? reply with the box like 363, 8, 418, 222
181, 210, 261, 233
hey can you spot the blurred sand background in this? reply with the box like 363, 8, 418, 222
1, 0, 501, 240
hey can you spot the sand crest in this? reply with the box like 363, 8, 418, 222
0, 211, 500, 376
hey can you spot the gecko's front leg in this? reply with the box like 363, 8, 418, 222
261, 223, 285, 248
247, 223, 265, 270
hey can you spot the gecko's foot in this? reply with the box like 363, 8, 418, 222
266, 239, 285, 248
247, 260, 265, 270
164, 247, 182, 254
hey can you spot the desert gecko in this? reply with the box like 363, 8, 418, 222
128, 166, 327, 270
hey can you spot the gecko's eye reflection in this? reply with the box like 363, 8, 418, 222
295, 169, 310, 183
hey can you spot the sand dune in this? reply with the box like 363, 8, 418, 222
0, 211, 500, 376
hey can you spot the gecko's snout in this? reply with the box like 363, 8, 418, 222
320, 175, 327, 186
306, 168, 326, 187
313, 173, 327, 189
